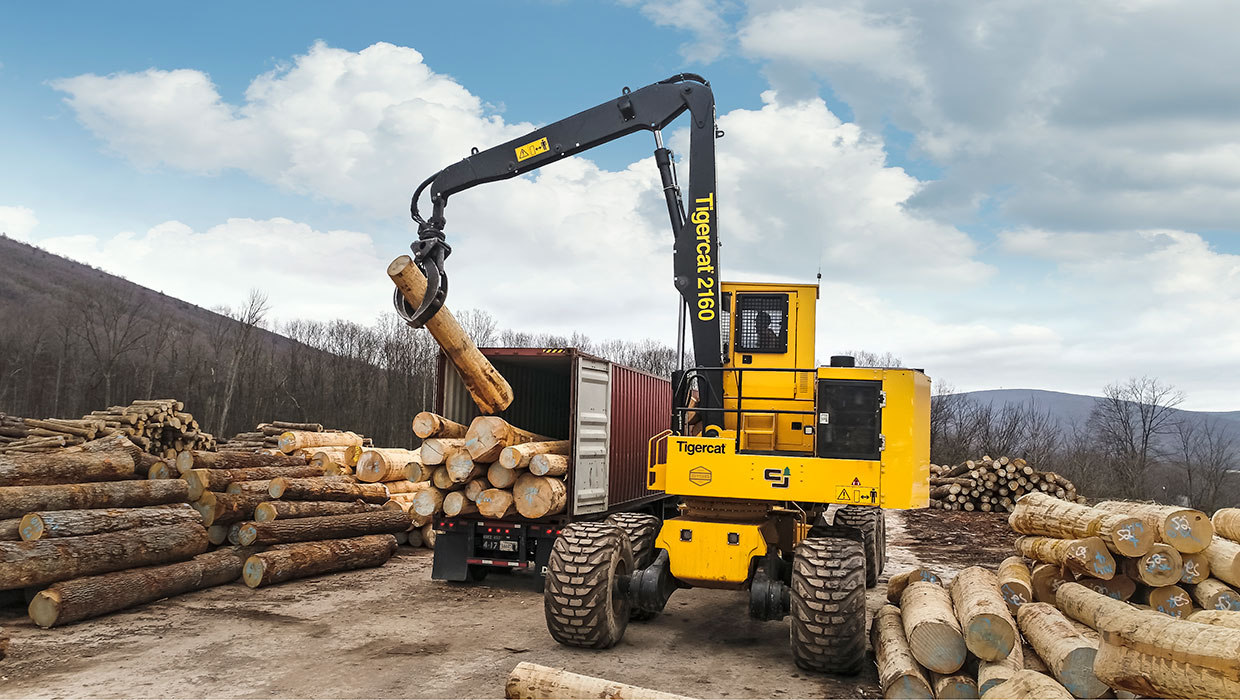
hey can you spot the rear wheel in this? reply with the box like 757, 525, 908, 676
789, 537, 867, 675
544, 522, 634, 648
834, 506, 883, 588
605, 512, 661, 568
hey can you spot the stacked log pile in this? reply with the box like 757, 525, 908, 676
0, 399, 214, 457
928, 456, 1084, 513
215, 421, 372, 454
872, 498, 1240, 698
409, 412, 570, 523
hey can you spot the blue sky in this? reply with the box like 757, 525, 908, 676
2, 1, 1238, 409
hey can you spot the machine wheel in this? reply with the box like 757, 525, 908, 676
789, 537, 867, 675
544, 522, 634, 648
605, 512, 661, 568
834, 506, 883, 588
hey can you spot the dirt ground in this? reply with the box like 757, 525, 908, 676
0, 510, 1014, 699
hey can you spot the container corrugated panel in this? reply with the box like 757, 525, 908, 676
608, 363, 672, 510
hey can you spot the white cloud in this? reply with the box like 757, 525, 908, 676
0, 205, 38, 241
621, 0, 732, 62
37, 218, 392, 322
731, 1, 1240, 232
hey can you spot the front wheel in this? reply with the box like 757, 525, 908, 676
544, 522, 634, 648
789, 536, 867, 674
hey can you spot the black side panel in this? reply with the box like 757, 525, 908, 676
431, 529, 472, 581
816, 379, 882, 460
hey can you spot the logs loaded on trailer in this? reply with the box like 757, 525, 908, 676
928, 456, 1084, 513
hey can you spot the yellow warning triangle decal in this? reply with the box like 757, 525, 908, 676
838, 488, 851, 501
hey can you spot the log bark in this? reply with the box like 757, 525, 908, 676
1074, 573, 1136, 602
383, 479, 429, 495
997, 556, 1033, 614
1188, 609, 1240, 629
187, 466, 323, 500
443, 491, 478, 517
1095, 500, 1214, 553
310, 449, 350, 468
19, 503, 199, 541
175, 450, 307, 473
1139, 583, 1193, 618
1010, 493, 1152, 557
900, 580, 967, 674
254, 499, 384, 522
1015, 602, 1107, 698
870, 604, 934, 699
978, 644, 1023, 696
412, 487, 445, 517
499, 441, 571, 470
28, 546, 256, 627
0, 479, 189, 519
477, 489, 516, 519
237, 510, 411, 546
488, 462, 522, 489
1189, 578, 1240, 611
465, 416, 549, 462
389, 256, 514, 413
530, 454, 569, 477
422, 438, 466, 466
0, 522, 207, 590
980, 670, 1073, 700
1123, 542, 1184, 587
267, 477, 389, 503
504, 662, 691, 700
277, 430, 363, 454
513, 473, 567, 519
1202, 535, 1240, 588
1056, 582, 1240, 698
0, 449, 136, 486
446, 450, 486, 484
192, 491, 267, 527
886, 568, 942, 603
1015, 536, 1115, 579
412, 412, 468, 439
950, 566, 1017, 661
0, 518, 18, 540
271, 421, 323, 432
1213, 508, 1240, 542
225, 481, 274, 496
355, 448, 422, 483
932, 672, 979, 699
1029, 563, 1072, 604
242, 534, 397, 587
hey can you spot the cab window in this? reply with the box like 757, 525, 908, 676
735, 293, 788, 354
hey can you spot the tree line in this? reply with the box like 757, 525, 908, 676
0, 285, 682, 450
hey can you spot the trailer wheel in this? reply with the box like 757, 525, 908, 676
789, 536, 866, 675
544, 522, 634, 648
833, 505, 883, 588
605, 512, 661, 568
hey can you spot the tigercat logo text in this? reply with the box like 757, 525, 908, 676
677, 441, 726, 456
691, 193, 717, 322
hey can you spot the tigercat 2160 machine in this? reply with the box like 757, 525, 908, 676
399, 74, 930, 674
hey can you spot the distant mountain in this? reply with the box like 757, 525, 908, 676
959, 388, 1240, 431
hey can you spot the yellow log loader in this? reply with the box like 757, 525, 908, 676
399, 74, 930, 674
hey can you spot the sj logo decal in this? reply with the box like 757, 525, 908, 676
763, 467, 790, 489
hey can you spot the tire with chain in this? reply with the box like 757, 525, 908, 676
834, 505, 882, 588
605, 512, 661, 568
543, 522, 634, 648
789, 536, 867, 674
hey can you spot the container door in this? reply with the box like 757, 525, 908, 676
573, 356, 611, 514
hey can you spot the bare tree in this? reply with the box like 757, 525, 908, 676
217, 289, 269, 435
1087, 377, 1185, 499
839, 350, 904, 367
1171, 417, 1238, 512
72, 289, 151, 406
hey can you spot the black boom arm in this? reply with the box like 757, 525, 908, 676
402, 74, 724, 412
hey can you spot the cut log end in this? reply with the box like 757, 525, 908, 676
27, 588, 62, 628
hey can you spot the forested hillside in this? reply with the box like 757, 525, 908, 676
0, 236, 679, 447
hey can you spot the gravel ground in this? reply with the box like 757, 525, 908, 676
0, 509, 1010, 698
